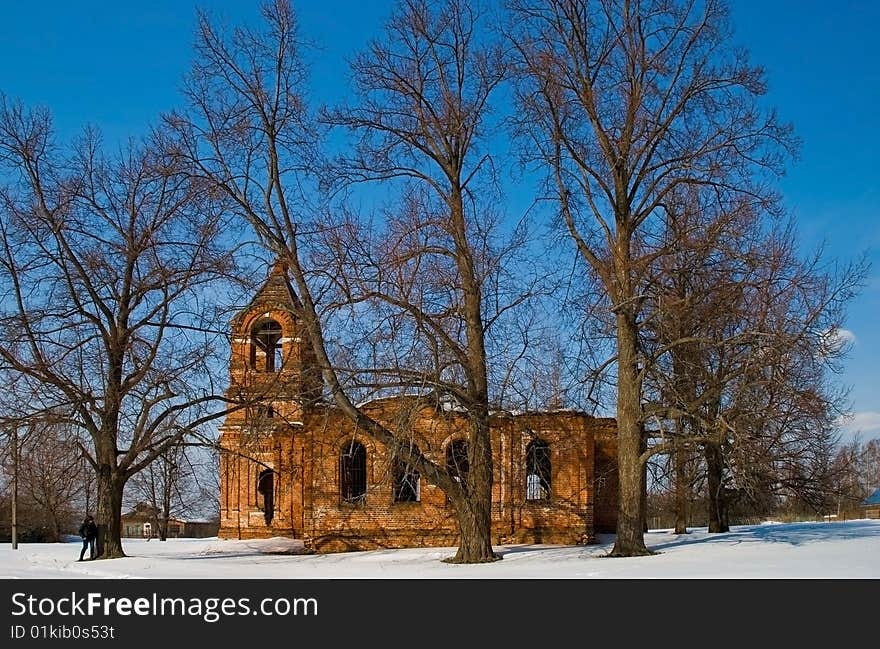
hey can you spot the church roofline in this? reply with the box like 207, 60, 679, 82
231, 260, 303, 328
314, 392, 616, 424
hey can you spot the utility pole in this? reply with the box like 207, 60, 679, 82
11, 425, 18, 550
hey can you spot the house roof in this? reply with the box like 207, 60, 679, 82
121, 504, 208, 526
864, 488, 880, 507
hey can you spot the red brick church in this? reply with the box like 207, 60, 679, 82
218, 263, 618, 552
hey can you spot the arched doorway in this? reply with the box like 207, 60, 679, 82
257, 469, 275, 525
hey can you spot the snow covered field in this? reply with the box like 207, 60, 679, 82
2, 518, 879, 579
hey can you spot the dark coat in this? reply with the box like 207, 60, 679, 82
78, 519, 98, 540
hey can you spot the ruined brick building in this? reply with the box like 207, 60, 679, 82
218, 263, 618, 552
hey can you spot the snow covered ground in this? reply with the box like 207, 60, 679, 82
2, 518, 879, 579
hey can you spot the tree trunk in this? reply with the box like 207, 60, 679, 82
161, 486, 172, 541
705, 441, 728, 533
641, 432, 648, 533
447, 496, 497, 564
610, 312, 651, 556
95, 464, 127, 558
50, 514, 63, 543
448, 419, 498, 563
156, 513, 167, 542
451, 185, 498, 563
674, 444, 689, 534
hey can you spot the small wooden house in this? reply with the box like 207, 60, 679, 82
861, 488, 880, 519
121, 502, 219, 538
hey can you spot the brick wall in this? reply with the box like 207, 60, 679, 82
217, 269, 618, 551
220, 401, 618, 551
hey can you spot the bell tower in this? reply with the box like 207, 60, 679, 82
225, 259, 322, 414
217, 260, 322, 539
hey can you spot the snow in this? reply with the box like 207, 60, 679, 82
2, 518, 879, 579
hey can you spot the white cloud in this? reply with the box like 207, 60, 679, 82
836, 411, 880, 444
818, 327, 857, 357
834, 328, 857, 345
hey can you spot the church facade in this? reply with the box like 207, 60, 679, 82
218, 263, 618, 552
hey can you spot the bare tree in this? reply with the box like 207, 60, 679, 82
641, 189, 864, 531
0, 96, 237, 557
509, 0, 796, 555
192, 445, 222, 524
320, 0, 528, 561
167, 0, 528, 563
831, 437, 880, 519
127, 441, 204, 540
0, 421, 84, 542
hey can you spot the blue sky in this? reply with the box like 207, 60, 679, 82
1, 1, 877, 442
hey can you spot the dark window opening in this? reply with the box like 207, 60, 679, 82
392, 457, 420, 503
250, 320, 283, 372
446, 439, 469, 484
340, 441, 367, 503
526, 439, 551, 501
257, 469, 275, 524
257, 405, 275, 419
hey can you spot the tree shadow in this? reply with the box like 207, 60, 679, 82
648, 520, 880, 552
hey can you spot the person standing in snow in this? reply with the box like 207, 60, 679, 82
78, 514, 98, 561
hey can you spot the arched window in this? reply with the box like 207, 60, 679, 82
257, 469, 274, 524
446, 439, 469, 483
340, 441, 367, 503
250, 320, 283, 372
257, 405, 275, 419
526, 439, 551, 501
392, 457, 420, 503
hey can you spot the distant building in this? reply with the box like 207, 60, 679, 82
121, 503, 219, 538
218, 262, 619, 553
862, 488, 880, 519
